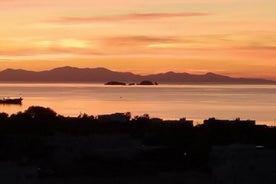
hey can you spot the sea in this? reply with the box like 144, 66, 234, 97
0, 83, 276, 126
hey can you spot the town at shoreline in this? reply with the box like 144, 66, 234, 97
0, 106, 276, 183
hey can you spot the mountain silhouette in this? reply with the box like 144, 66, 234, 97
0, 66, 275, 84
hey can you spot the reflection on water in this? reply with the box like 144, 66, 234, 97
0, 83, 276, 125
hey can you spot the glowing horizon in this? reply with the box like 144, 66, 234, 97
1, 0, 276, 79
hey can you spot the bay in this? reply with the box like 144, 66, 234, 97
0, 83, 276, 126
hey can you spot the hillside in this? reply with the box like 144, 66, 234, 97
0, 66, 275, 84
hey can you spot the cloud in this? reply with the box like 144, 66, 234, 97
99, 36, 181, 52
55, 12, 212, 23
3, 32, 275, 58
0, 44, 103, 57
103, 36, 176, 44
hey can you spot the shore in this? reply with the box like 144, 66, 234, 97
0, 106, 276, 183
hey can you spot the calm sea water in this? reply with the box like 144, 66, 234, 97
0, 83, 276, 125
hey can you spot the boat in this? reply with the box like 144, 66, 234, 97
0, 97, 23, 105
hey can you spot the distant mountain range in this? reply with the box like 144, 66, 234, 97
0, 66, 275, 84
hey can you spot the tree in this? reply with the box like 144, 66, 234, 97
0, 112, 8, 121
23, 106, 57, 120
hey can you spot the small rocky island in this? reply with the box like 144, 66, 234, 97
138, 80, 159, 85
104, 81, 126, 85
105, 80, 159, 86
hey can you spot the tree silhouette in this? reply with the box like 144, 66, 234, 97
0, 112, 8, 122
23, 106, 57, 120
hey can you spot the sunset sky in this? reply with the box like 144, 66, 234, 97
1, 0, 276, 79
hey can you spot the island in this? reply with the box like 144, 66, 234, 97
138, 80, 159, 85
128, 82, 136, 86
105, 80, 159, 86
104, 81, 126, 85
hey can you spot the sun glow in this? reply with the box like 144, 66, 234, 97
0, 0, 276, 79
58, 39, 91, 48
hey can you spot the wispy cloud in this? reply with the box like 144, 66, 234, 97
55, 12, 212, 23
102, 36, 177, 45
99, 36, 181, 53
2, 32, 275, 58
0, 40, 103, 57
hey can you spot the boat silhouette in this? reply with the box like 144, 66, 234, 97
0, 97, 23, 105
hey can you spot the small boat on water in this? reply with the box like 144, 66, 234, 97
0, 97, 23, 105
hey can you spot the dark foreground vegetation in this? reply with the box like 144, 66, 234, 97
0, 106, 276, 184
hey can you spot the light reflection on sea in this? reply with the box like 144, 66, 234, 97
0, 83, 276, 126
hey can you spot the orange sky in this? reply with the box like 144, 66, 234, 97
0, 0, 276, 79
